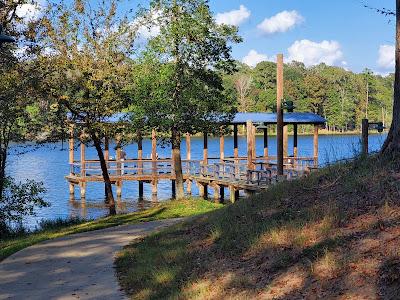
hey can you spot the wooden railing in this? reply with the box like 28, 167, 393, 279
70, 159, 202, 177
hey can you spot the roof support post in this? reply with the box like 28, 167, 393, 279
233, 124, 238, 160
276, 54, 284, 176
283, 125, 288, 159
80, 132, 86, 177
263, 126, 268, 160
137, 130, 143, 175
203, 132, 208, 165
313, 125, 319, 167
246, 120, 254, 170
69, 125, 74, 175
220, 134, 225, 162
293, 124, 298, 158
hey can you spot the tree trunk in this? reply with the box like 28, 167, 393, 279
382, 0, 400, 154
92, 135, 116, 215
171, 129, 185, 199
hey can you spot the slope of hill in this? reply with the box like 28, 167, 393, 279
116, 155, 400, 299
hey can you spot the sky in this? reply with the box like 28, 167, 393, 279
209, 0, 395, 75
16, 0, 396, 75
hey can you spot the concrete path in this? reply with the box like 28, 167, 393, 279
0, 219, 182, 300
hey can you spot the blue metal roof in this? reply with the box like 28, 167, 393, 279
231, 112, 326, 125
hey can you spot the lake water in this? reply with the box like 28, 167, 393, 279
8, 133, 387, 228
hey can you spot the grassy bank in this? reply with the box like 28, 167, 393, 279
0, 199, 223, 261
116, 155, 400, 299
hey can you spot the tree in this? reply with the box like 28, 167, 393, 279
39, 0, 137, 214
0, 0, 49, 232
235, 73, 253, 112
131, 0, 241, 199
367, 2, 400, 153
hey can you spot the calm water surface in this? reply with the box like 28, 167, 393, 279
8, 133, 387, 228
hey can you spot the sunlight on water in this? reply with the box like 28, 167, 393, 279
7, 133, 386, 228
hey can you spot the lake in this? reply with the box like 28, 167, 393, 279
8, 133, 386, 228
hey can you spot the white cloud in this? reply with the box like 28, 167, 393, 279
287, 39, 343, 67
242, 50, 273, 67
215, 5, 251, 26
15, 1, 44, 22
377, 45, 395, 69
131, 9, 162, 40
257, 10, 304, 35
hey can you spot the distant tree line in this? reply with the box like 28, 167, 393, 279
223, 61, 394, 132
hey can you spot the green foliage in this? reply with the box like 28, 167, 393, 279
130, 0, 242, 141
223, 61, 393, 131
0, 177, 47, 236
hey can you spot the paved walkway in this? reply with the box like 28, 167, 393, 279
0, 219, 182, 300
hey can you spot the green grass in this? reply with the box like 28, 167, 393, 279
0, 198, 223, 261
115, 155, 400, 299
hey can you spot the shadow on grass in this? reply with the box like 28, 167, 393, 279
116, 155, 400, 299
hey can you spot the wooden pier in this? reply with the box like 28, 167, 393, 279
66, 118, 319, 201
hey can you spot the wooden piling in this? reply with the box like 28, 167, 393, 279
138, 181, 144, 198
362, 119, 369, 155
80, 182, 86, 199
116, 181, 122, 198
220, 186, 225, 203
186, 179, 192, 194
198, 183, 205, 198
213, 184, 220, 202
172, 180, 176, 198
229, 185, 237, 203
69, 183, 74, 195
276, 54, 284, 176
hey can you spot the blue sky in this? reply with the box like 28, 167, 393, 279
19, 0, 395, 74
207, 0, 395, 74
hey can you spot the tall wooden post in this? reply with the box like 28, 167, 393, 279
277, 54, 284, 176
233, 124, 238, 159
246, 120, 254, 169
263, 126, 268, 159
203, 132, 208, 165
313, 125, 319, 167
293, 124, 298, 158
220, 134, 225, 161
362, 119, 369, 155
